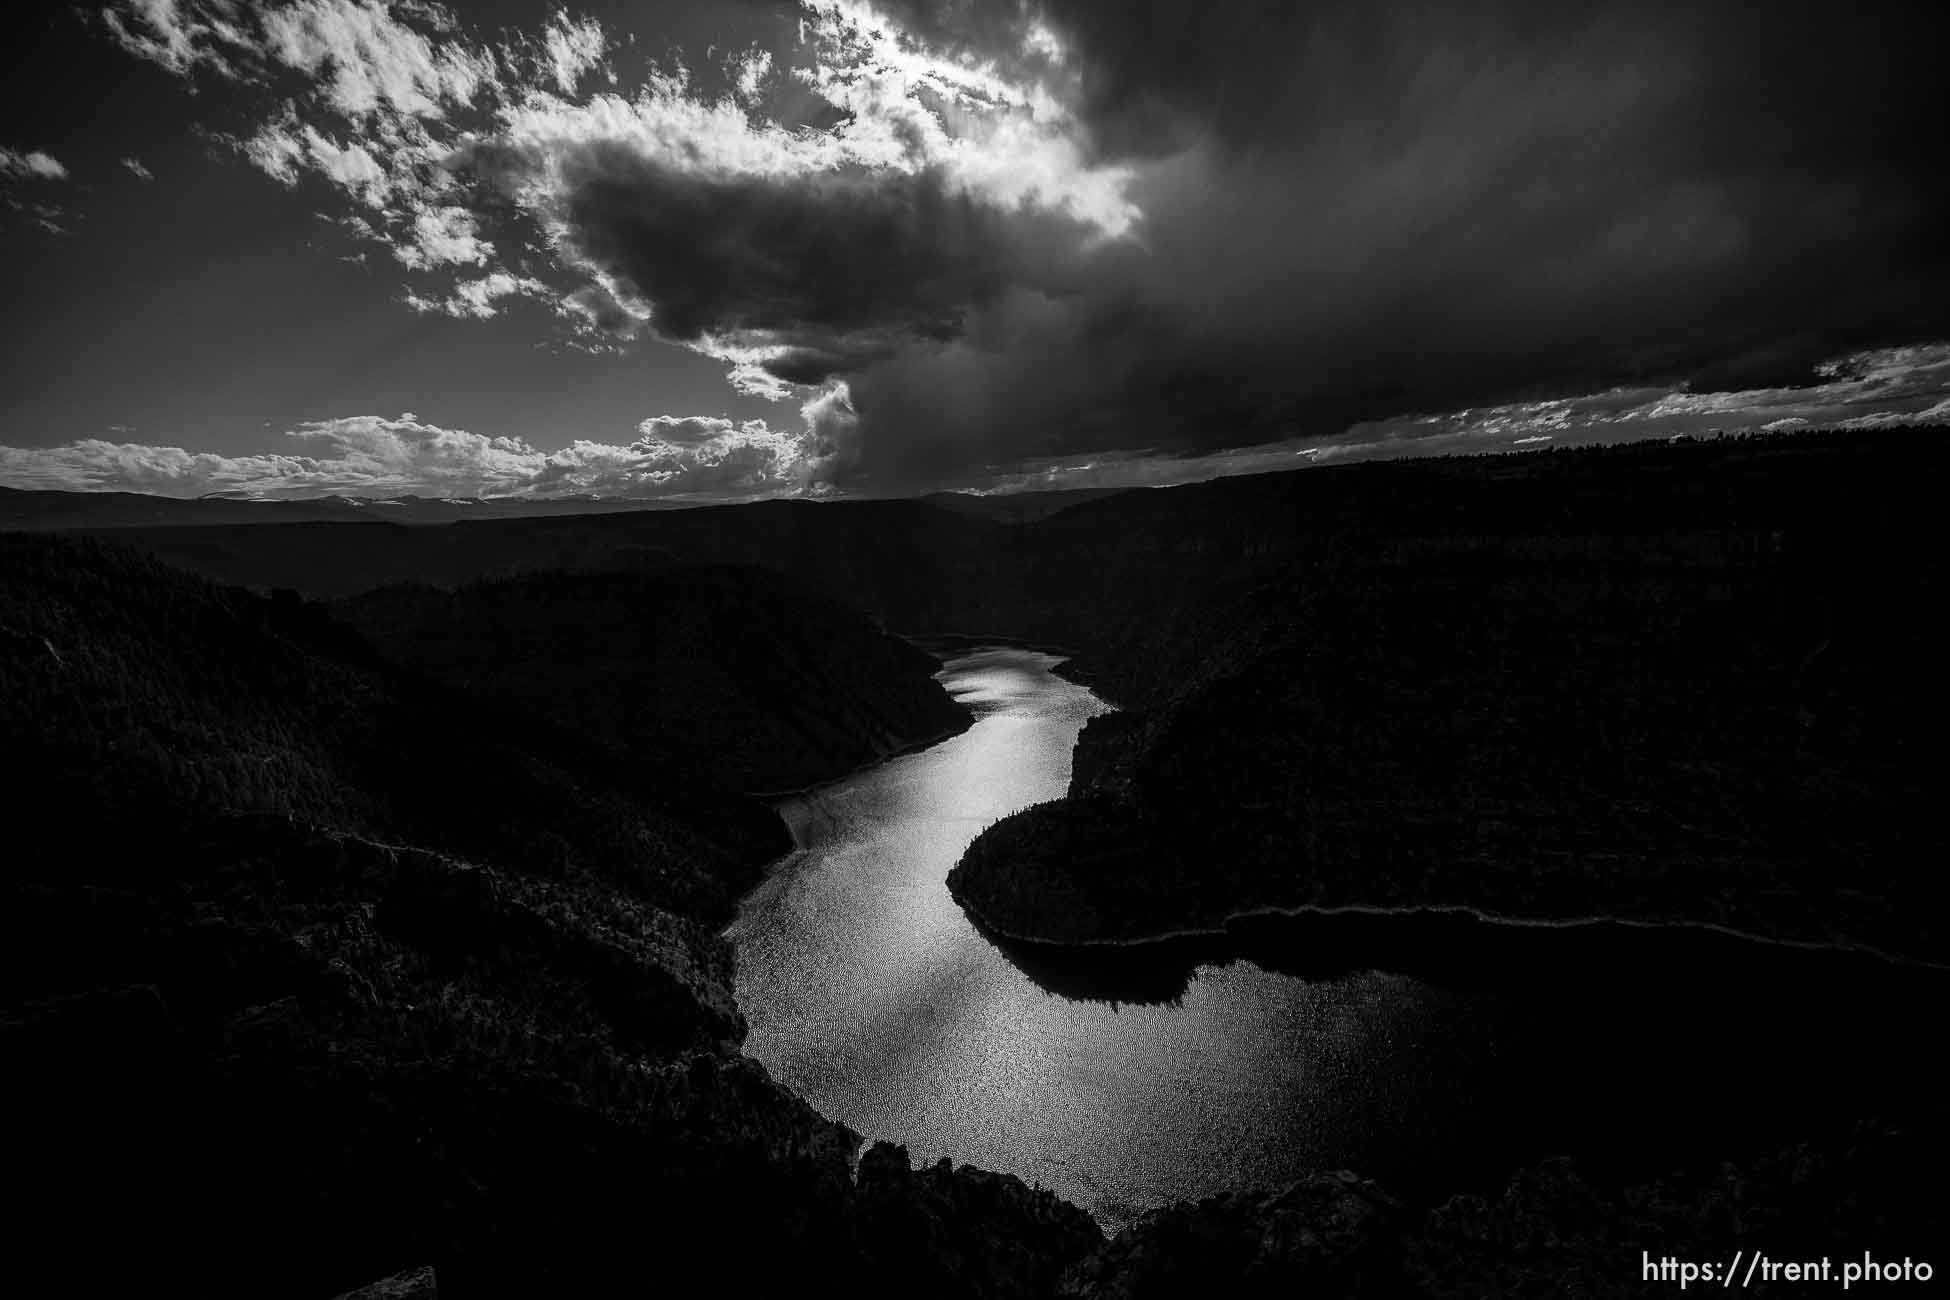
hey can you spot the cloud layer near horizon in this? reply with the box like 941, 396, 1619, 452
5, 341, 1946, 499
0, 410, 820, 500
50, 0, 1950, 494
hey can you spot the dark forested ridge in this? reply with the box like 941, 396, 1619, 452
39, 427, 1949, 691
0, 533, 1086, 1298
948, 522, 1943, 952
945, 428, 1949, 957
4, 428, 1946, 1297
338, 567, 970, 795
1, 533, 793, 906
33, 427, 1946, 957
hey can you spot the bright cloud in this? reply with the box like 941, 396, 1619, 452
94, 0, 1141, 488
924, 340, 1950, 494
73, 1, 1950, 499
102, 0, 251, 78
0, 146, 70, 182
253, 0, 496, 118
402, 270, 548, 318
1293, 341, 1950, 457
3, 147, 75, 235
4, 339, 1945, 502
0, 410, 825, 500
538, 10, 610, 94
731, 48, 771, 102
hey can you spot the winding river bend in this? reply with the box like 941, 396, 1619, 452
728, 648, 1942, 1232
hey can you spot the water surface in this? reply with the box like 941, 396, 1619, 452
729, 648, 1941, 1231
730, 649, 1510, 1226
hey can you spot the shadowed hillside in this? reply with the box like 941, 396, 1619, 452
5, 538, 1941, 1299
6, 430, 1947, 1296
338, 567, 971, 795
19, 432, 1948, 953
24, 431, 1949, 958
0, 534, 793, 913
945, 429, 1948, 958
0, 534, 1089, 1298
40, 428, 1945, 687
949, 517, 1943, 953
66, 496, 1012, 606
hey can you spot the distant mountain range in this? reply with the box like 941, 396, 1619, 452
0, 484, 1131, 531
0, 486, 701, 529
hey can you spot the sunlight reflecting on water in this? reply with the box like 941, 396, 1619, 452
729, 649, 1950, 1235
727, 649, 1496, 1230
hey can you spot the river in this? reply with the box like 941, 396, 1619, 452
728, 647, 1942, 1233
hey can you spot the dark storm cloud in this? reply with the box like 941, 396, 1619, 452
51, 0, 1947, 498
796, 0, 1950, 486
760, 345, 890, 386
1028, 0, 1949, 186
558, 148, 1017, 342
456, 121, 1110, 392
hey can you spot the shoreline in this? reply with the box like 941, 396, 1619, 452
740, 642, 1072, 886
737, 636, 1041, 805
743, 711, 976, 805
742, 638, 1072, 806
900, 630, 1088, 656
951, 891, 1950, 974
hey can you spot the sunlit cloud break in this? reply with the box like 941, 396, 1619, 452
0, 146, 70, 182
6, 342, 1944, 501
94, 0, 1139, 443
0, 413, 822, 501
32, 1, 1950, 499
936, 342, 1950, 494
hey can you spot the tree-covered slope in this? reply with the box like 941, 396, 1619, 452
950, 432, 1947, 956
338, 566, 970, 795
0, 534, 1095, 1298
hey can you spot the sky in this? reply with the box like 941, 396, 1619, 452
0, 0, 1946, 501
